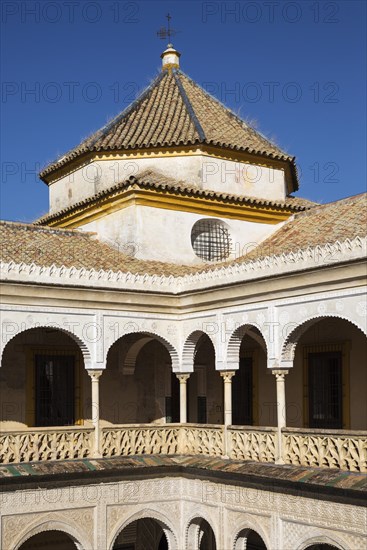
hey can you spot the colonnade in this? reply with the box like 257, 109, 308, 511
86, 365, 289, 458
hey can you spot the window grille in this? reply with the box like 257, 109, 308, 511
191, 219, 231, 261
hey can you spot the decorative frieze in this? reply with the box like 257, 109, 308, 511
1, 476, 366, 550
1, 235, 366, 293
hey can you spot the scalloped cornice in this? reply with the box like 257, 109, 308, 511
1, 236, 366, 294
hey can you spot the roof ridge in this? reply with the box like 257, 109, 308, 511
176, 69, 290, 158
39, 67, 298, 188
172, 70, 206, 142
88, 71, 167, 149
41, 71, 166, 173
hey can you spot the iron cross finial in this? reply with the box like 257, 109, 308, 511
156, 13, 178, 42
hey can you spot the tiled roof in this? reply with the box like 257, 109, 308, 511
1, 194, 365, 277
0, 221, 188, 276
1, 455, 366, 498
236, 192, 367, 262
39, 70, 298, 188
35, 170, 316, 226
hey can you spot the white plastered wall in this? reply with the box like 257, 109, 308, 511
48, 155, 287, 213
81, 204, 284, 264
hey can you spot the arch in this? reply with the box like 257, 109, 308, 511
226, 324, 268, 368
109, 508, 178, 550
123, 336, 154, 374
233, 527, 268, 550
14, 520, 87, 550
186, 515, 217, 550
281, 314, 367, 362
182, 331, 216, 372
231, 515, 270, 550
297, 533, 347, 550
0, 324, 92, 369
106, 331, 180, 372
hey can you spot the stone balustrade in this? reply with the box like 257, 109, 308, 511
179, 424, 224, 456
0, 426, 93, 463
228, 425, 277, 463
101, 424, 180, 457
0, 424, 366, 472
282, 427, 367, 472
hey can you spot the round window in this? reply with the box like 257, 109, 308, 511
191, 219, 232, 261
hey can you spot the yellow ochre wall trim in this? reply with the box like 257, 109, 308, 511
47, 189, 293, 229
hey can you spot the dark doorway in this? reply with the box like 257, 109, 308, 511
232, 357, 253, 425
35, 354, 75, 426
166, 371, 180, 422
308, 351, 342, 429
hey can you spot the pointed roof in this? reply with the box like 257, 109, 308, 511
39, 69, 298, 188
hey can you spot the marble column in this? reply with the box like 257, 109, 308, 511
272, 369, 289, 464
176, 373, 190, 423
87, 369, 104, 457
220, 371, 236, 426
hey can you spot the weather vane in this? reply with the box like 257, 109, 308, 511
156, 13, 179, 42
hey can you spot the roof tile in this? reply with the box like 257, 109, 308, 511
234, 193, 367, 262
39, 70, 296, 183
35, 170, 315, 226
1, 194, 365, 278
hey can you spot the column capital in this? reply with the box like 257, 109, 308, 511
87, 369, 104, 381
220, 370, 236, 382
272, 369, 289, 379
177, 373, 191, 383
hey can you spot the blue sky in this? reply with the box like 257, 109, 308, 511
1, 0, 366, 222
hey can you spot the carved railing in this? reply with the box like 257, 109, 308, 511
101, 424, 180, 457
179, 424, 224, 456
0, 426, 93, 463
282, 428, 367, 472
1, 425, 366, 472
228, 426, 277, 463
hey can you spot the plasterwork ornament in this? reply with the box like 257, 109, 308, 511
2, 508, 93, 550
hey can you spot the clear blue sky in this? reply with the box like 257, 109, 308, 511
1, 0, 366, 222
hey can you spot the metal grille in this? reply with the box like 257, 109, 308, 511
191, 219, 231, 261
308, 351, 342, 429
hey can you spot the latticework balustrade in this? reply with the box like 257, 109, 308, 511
0, 427, 93, 463
282, 428, 367, 472
0, 425, 366, 472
